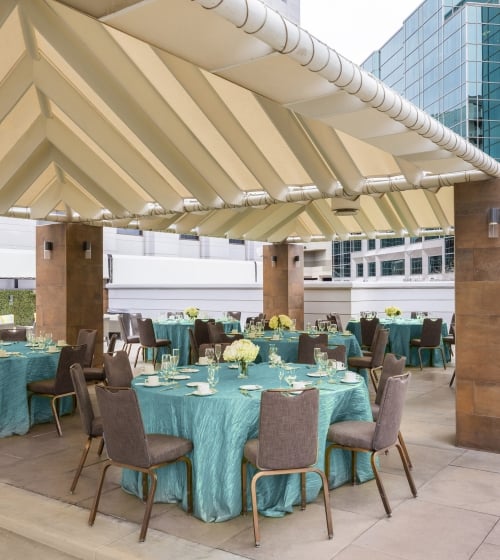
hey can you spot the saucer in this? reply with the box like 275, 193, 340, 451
227, 364, 239, 369
142, 382, 161, 387
171, 374, 190, 380
186, 381, 202, 387
239, 384, 262, 391
192, 389, 216, 396
341, 376, 360, 384
178, 368, 199, 373
307, 371, 328, 377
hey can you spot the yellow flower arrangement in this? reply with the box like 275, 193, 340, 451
268, 314, 293, 330
184, 306, 199, 319
385, 306, 402, 318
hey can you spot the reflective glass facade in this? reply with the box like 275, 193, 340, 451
363, 0, 500, 160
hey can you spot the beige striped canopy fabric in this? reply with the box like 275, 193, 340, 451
1, 0, 499, 242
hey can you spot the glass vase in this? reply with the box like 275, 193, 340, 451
238, 360, 249, 378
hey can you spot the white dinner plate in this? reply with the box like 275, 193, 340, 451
171, 374, 190, 380
191, 389, 216, 396
307, 372, 328, 377
239, 384, 262, 391
186, 381, 202, 387
341, 376, 361, 384
138, 382, 162, 387
178, 368, 199, 373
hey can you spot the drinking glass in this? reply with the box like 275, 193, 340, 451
207, 363, 219, 391
214, 343, 222, 364
160, 354, 171, 382
285, 368, 297, 388
205, 347, 215, 364
171, 348, 180, 372
278, 363, 285, 387
326, 358, 337, 383
268, 344, 277, 366
313, 347, 322, 369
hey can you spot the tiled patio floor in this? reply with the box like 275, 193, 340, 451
2, 357, 500, 559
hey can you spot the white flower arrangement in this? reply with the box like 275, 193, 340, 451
385, 306, 402, 318
268, 314, 293, 330
184, 306, 199, 319
223, 338, 259, 363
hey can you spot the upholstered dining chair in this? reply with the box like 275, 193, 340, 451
103, 349, 134, 387
297, 333, 328, 364
0, 327, 27, 341
360, 317, 380, 350
193, 318, 213, 347
207, 322, 243, 344
76, 329, 98, 369
69, 363, 104, 493
118, 313, 140, 355
325, 372, 416, 517
326, 313, 343, 332
409, 317, 446, 370
134, 318, 171, 367
27, 344, 87, 436
348, 328, 389, 391
83, 333, 118, 383
241, 387, 333, 547
89, 385, 193, 542
188, 328, 199, 364
226, 311, 241, 321
323, 344, 346, 364
370, 353, 412, 468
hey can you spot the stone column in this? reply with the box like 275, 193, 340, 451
36, 223, 103, 363
455, 178, 500, 452
263, 244, 304, 329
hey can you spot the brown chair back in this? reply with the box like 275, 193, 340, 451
54, 344, 87, 394
370, 328, 389, 370
297, 333, 328, 364
76, 329, 97, 367
360, 317, 380, 348
375, 353, 407, 407
70, 363, 101, 437
324, 345, 346, 363
104, 350, 134, 387
188, 328, 199, 364
227, 311, 241, 321
420, 318, 443, 347
194, 319, 211, 346
256, 388, 319, 470
137, 318, 156, 347
0, 327, 27, 341
326, 313, 343, 332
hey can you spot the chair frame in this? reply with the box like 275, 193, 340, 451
134, 317, 171, 367
325, 373, 417, 516
69, 364, 104, 493
241, 387, 333, 547
410, 317, 446, 370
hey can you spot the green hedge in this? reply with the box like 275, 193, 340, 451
0, 290, 35, 326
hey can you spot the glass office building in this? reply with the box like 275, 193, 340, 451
363, 0, 500, 160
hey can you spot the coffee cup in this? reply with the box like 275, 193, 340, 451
343, 371, 357, 382
292, 381, 306, 390
145, 375, 160, 385
48, 345, 57, 353
57, 339, 66, 346
198, 356, 209, 365
197, 382, 211, 394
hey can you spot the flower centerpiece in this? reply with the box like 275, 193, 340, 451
268, 314, 293, 330
184, 306, 199, 319
385, 306, 402, 318
223, 338, 259, 378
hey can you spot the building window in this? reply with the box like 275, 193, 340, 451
429, 255, 442, 274
444, 236, 454, 272
381, 259, 405, 276
352, 240, 362, 252
333, 241, 354, 278
368, 262, 376, 277
411, 257, 423, 275
380, 237, 405, 248
357, 263, 364, 277
410, 236, 422, 244
368, 239, 376, 250
179, 234, 199, 241
117, 228, 143, 236
228, 239, 245, 245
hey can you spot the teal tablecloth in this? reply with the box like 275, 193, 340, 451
347, 319, 450, 366
247, 330, 363, 364
123, 362, 373, 522
0, 341, 61, 437
153, 319, 241, 366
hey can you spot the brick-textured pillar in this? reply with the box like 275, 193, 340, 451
263, 244, 304, 330
455, 178, 500, 452
36, 224, 103, 364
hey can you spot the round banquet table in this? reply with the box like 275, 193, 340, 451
346, 318, 450, 367
0, 341, 63, 437
246, 330, 362, 364
123, 361, 373, 522
153, 319, 241, 366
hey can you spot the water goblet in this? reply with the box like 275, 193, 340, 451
171, 348, 180, 372
207, 363, 219, 391
313, 347, 322, 370
326, 358, 337, 383
278, 363, 285, 387
214, 343, 222, 364
160, 353, 171, 383
268, 344, 277, 367
285, 368, 297, 388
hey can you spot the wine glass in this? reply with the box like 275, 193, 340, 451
268, 344, 277, 367
214, 343, 222, 364
278, 363, 285, 387
171, 348, 179, 373
285, 368, 296, 388
326, 358, 337, 383
161, 353, 171, 383
205, 347, 215, 364
313, 347, 322, 370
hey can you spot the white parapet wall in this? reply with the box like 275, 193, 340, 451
106, 255, 455, 326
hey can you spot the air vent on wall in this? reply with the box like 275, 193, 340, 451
333, 208, 359, 216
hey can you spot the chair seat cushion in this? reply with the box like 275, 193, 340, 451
243, 438, 259, 465
83, 366, 105, 381
27, 378, 56, 394
146, 434, 193, 465
327, 420, 376, 449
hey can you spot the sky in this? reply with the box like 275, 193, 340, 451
300, 0, 424, 64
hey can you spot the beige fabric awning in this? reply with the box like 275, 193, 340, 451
1, 0, 499, 242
